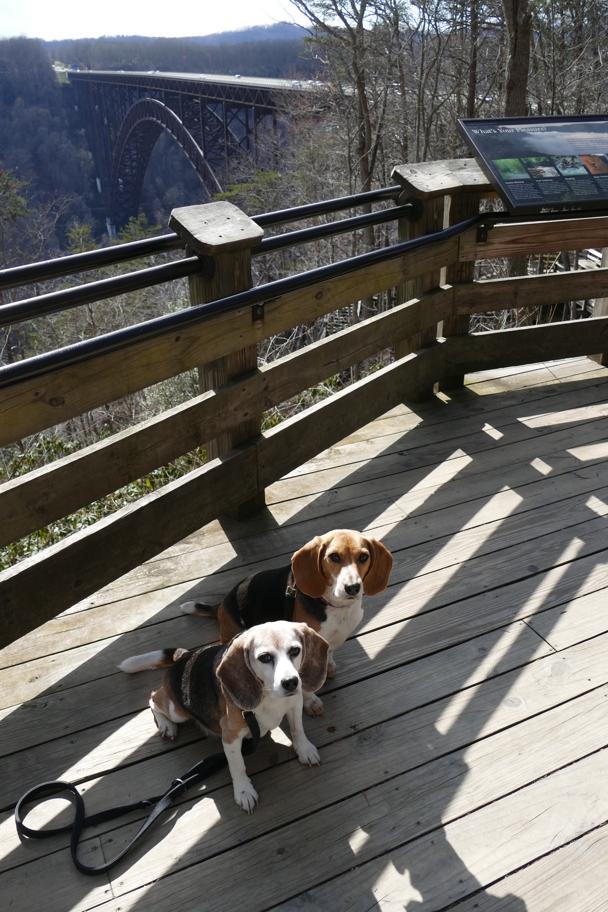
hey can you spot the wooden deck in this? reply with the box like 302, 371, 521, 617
3, 355, 608, 912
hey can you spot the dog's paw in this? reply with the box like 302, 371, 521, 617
156, 716, 178, 739
326, 659, 337, 680
233, 779, 258, 813
296, 739, 321, 767
303, 693, 324, 717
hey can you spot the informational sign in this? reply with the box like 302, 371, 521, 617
458, 115, 608, 215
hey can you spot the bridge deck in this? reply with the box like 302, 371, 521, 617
3, 356, 608, 912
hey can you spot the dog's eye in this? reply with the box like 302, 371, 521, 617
288, 646, 301, 658
329, 552, 341, 563
359, 553, 369, 563
257, 653, 273, 664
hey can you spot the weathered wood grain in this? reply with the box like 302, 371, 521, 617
460, 214, 608, 261
270, 741, 608, 912
392, 158, 495, 200
168, 201, 264, 254
0, 446, 258, 648
440, 189, 481, 389
0, 289, 452, 547
451, 825, 608, 912
0, 344, 446, 646
80, 377, 608, 608
454, 266, 608, 314
447, 316, 608, 374
0, 237, 460, 446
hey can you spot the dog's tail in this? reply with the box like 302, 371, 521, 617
119, 647, 188, 674
181, 600, 219, 618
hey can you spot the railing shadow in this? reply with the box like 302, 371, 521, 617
3, 365, 608, 910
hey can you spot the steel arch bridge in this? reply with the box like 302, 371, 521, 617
69, 71, 299, 229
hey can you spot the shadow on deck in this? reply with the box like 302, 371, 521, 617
2, 359, 608, 912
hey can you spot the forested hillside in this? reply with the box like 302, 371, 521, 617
44, 31, 316, 79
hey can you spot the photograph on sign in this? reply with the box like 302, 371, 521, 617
458, 116, 608, 215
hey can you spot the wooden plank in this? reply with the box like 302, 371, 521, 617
0, 445, 258, 648
440, 189, 481, 388
392, 158, 494, 200
454, 266, 608, 314
460, 214, 608, 261
0, 237, 460, 446
6, 493, 607, 765
526, 585, 608, 650
0, 344, 446, 647
8, 357, 605, 632
451, 826, 608, 912
3, 591, 604, 871
0, 616, 546, 810
590, 245, 608, 365
447, 316, 608, 374
81, 378, 608, 608
256, 342, 446, 488
268, 741, 608, 912
23, 634, 602, 912
0, 838, 110, 912
0, 288, 452, 547
394, 195, 444, 376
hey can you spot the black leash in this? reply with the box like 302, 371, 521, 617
15, 711, 260, 876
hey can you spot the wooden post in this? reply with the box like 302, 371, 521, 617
590, 246, 608, 366
441, 189, 483, 389
392, 159, 494, 392
393, 192, 445, 400
169, 201, 266, 516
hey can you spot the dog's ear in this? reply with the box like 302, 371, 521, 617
362, 537, 393, 595
297, 625, 329, 692
216, 636, 263, 711
292, 536, 327, 598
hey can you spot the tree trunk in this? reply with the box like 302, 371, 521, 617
502, 0, 532, 115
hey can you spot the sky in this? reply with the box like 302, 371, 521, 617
0, 0, 309, 41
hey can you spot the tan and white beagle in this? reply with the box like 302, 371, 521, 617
182, 529, 393, 716
120, 621, 328, 812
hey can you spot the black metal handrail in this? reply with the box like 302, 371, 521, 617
0, 258, 213, 329
253, 185, 405, 228
252, 203, 418, 255
0, 204, 415, 327
0, 185, 406, 293
3, 204, 608, 390
0, 234, 185, 294
0, 212, 485, 390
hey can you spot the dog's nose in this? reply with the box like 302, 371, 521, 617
345, 582, 361, 596
281, 676, 299, 693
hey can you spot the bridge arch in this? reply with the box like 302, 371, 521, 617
108, 98, 223, 227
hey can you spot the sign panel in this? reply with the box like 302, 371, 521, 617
458, 115, 608, 215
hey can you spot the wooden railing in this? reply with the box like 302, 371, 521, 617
2, 158, 608, 648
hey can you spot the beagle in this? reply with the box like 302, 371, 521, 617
120, 621, 328, 813
182, 529, 393, 716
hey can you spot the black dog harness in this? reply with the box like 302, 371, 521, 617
15, 711, 260, 876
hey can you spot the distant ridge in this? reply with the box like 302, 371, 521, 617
42, 23, 308, 48
189, 23, 308, 44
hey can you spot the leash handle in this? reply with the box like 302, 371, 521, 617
15, 713, 260, 876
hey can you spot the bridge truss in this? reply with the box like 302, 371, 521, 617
69, 72, 291, 229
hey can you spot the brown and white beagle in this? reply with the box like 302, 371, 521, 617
120, 621, 328, 813
182, 529, 393, 716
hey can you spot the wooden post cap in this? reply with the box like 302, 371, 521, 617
169, 201, 264, 255
392, 159, 496, 200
